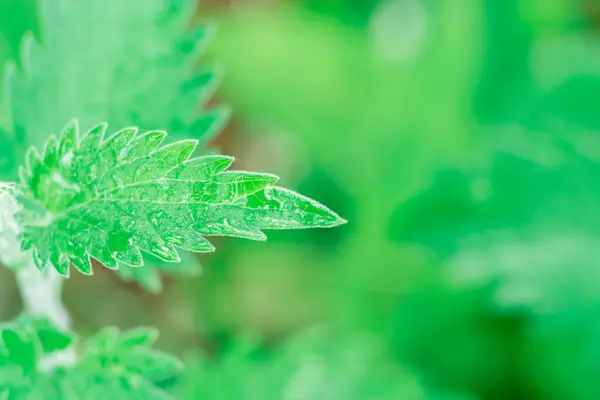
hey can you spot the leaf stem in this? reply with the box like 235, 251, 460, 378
14, 262, 70, 330
13, 258, 77, 370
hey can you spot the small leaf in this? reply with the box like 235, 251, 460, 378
118, 327, 159, 349
84, 327, 120, 355
116, 252, 202, 293
18, 121, 345, 276
0, 328, 36, 376
31, 318, 76, 354
117, 264, 164, 294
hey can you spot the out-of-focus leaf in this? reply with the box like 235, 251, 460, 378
117, 253, 201, 294
0, 315, 75, 398
6, 0, 225, 180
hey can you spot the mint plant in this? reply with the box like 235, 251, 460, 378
0, 0, 345, 397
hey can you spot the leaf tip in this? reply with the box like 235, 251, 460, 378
63, 118, 79, 131
331, 215, 348, 227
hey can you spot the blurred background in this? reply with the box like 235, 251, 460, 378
3, 0, 600, 398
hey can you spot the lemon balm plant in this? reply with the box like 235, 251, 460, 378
0, 0, 345, 397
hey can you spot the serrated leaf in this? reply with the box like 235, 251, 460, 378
5, 0, 230, 289
1, 0, 228, 290
17, 121, 345, 276
7, 0, 222, 170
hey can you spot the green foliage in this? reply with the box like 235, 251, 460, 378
17, 120, 344, 276
190, 1, 600, 399
175, 329, 472, 400
0, 315, 75, 398
61, 327, 183, 399
0, 0, 38, 68
0, 0, 38, 180
116, 253, 200, 294
3, 0, 224, 180
1, 0, 226, 290
0, 317, 180, 400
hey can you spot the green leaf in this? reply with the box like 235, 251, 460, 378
4, 0, 229, 288
31, 318, 76, 355
17, 121, 345, 276
0, 315, 76, 398
7, 0, 223, 172
0, 315, 76, 363
0, 316, 181, 399
116, 264, 164, 294
72, 327, 183, 399
1, 328, 37, 376
116, 253, 201, 294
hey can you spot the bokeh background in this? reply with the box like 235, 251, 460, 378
3, 0, 600, 398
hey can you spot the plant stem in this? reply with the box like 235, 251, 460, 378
15, 262, 71, 331
14, 259, 77, 370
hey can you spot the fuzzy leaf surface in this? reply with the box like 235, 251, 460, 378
17, 121, 345, 275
